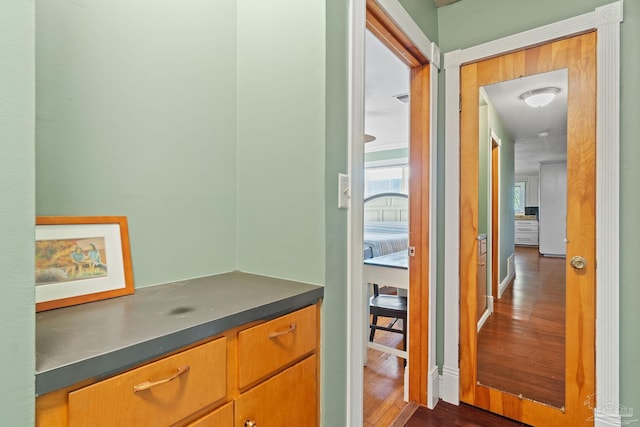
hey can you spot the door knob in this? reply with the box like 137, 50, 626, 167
570, 255, 587, 270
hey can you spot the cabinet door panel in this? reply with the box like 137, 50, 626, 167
235, 355, 317, 427
187, 402, 233, 427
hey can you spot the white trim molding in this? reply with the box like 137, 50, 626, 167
375, 0, 440, 68
442, 4, 623, 427
427, 60, 439, 410
347, 0, 441, 423
346, 1, 367, 425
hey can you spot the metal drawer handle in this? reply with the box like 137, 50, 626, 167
245, 420, 257, 427
268, 323, 297, 339
133, 366, 190, 392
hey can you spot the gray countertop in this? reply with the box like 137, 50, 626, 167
36, 272, 323, 396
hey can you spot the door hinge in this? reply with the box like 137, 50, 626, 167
459, 94, 462, 113
408, 246, 416, 257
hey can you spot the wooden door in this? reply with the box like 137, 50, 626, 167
366, 0, 432, 405
459, 32, 596, 425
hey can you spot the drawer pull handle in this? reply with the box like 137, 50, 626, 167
245, 420, 257, 427
133, 366, 190, 392
268, 323, 297, 339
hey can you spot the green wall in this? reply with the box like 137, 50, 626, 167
324, 0, 350, 423
435, 0, 640, 414
479, 99, 515, 293
36, 0, 238, 287
236, 0, 325, 284
0, 0, 35, 424
486, 101, 515, 283
399, 0, 439, 43
364, 147, 409, 163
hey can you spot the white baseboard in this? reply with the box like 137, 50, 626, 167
477, 307, 491, 332
428, 366, 439, 409
440, 366, 460, 404
498, 253, 516, 298
594, 409, 622, 427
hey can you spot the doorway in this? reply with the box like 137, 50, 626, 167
347, 1, 438, 425
459, 33, 596, 425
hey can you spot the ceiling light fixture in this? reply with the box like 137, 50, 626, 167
519, 87, 561, 108
364, 134, 376, 143
393, 93, 409, 104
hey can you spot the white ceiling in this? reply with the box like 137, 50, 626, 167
364, 29, 567, 175
482, 69, 568, 176
364, 30, 409, 153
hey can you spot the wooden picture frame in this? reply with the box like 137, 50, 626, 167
35, 216, 134, 312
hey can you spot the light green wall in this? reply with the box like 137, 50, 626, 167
0, 0, 35, 424
487, 102, 515, 283
478, 104, 488, 234
324, 0, 350, 423
36, 0, 238, 287
236, 0, 325, 284
617, 0, 640, 414
479, 99, 515, 287
399, 0, 439, 43
365, 147, 408, 163
435, 0, 640, 413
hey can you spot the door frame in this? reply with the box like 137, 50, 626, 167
347, 0, 440, 425
441, 1, 622, 425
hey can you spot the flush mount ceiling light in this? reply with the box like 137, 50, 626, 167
393, 93, 409, 104
519, 87, 561, 108
364, 134, 376, 143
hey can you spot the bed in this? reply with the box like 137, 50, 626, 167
363, 192, 408, 258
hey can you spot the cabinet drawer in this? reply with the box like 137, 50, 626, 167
515, 233, 539, 245
515, 222, 538, 232
68, 338, 226, 427
235, 355, 317, 427
238, 305, 317, 389
187, 402, 233, 427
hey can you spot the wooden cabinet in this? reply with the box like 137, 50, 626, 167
477, 236, 487, 321
525, 176, 539, 207
235, 355, 317, 427
515, 219, 539, 246
68, 338, 226, 427
36, 304, 319, 427
539, 161, 567, 256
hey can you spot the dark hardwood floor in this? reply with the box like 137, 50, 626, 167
364, 316, 407, 426
477, 246, 565, 408
406, 401, 530, 426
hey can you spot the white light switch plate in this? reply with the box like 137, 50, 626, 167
338, 173, 350, 209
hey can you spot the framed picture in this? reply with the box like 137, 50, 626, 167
35, 216, 134, 312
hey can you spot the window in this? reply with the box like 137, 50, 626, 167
514, 181, 526, 215
364, 165, 409, 197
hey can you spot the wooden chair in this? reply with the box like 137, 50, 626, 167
369, 284, 407, 351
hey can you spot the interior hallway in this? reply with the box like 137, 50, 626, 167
477, 246, 566, 408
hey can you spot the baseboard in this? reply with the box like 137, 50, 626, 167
498, 254, 516, 298
440, 366, 460, 404
477, 307, 491, 332
594, 409, 623, 427
428, 366, 439, 409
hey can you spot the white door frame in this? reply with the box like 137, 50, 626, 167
441, 2, 623, 426
346, 1, 440, 424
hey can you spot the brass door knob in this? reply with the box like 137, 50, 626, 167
570, 255, 587, 270
245, 421, 257, 427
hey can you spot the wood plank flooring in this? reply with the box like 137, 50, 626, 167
406, 401, 530, 426
364, 316, 407, 426
477, 246, 565, 408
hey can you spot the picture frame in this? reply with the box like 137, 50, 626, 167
35, 216, 134, 312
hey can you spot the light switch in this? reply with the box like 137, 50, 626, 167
338, 173, 350, 210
